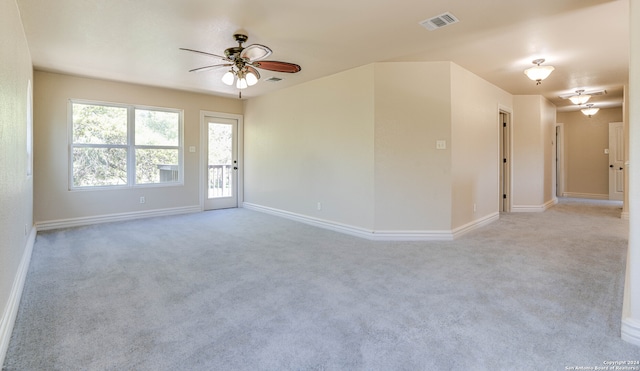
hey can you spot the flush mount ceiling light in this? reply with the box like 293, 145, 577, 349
581, 104, 599, 117
524, 59, 555, 85
568, 89, 591, 105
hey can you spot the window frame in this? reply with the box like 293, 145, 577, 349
68, 99, 184, 191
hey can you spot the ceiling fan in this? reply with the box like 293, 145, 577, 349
180, 33, 301, 98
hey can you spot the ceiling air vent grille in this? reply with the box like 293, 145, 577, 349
265, 77, 283, 82
420, 12, 459, 31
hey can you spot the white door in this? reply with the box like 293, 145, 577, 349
608, 121, 624, 201
204, 117, 238, 210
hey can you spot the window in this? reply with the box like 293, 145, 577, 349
70, 100, 183, 189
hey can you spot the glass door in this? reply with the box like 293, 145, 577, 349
204, 117, 238, 210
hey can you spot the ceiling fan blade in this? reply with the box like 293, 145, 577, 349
246, 65, 261, 80
179, 48, 228, 60
253, 61, 301, 73
189, 64, 233, 73
241, 44, 272, 62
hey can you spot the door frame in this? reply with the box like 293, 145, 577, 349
499, 105, 512, 213
555, 123, 565, 198
199, 111, 244, 210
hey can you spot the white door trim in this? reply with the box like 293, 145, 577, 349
199, 111, 244, 211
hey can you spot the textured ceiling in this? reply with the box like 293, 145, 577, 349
16, 0, 629, 111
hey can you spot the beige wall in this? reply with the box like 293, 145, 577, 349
557, 107, 623, 197
33, 71, 242, 223
622, 0, 640, 342
244, 65, 376, 229
1, 0, 33, 359
624, 85, 629, 215
512, 95, 556, 208
373, 62, 452, 231
450, 63, 512, 229
244, 61, 517, 233
542, 97, 556, 202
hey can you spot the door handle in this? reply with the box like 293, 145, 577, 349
610, 165, 614, 168
620, 167, 623, 170
233, 167, 238, 170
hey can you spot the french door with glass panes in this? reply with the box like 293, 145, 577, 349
204, 117, 238, 210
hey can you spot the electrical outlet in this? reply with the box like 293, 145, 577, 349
436, 140, 447, 150
140, 196, 145, 204
473, 203, 477, 213
317, 202, 322, 210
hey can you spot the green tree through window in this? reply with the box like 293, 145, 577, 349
70, 101, 182, 188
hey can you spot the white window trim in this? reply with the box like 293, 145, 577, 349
68, 99, 184, 191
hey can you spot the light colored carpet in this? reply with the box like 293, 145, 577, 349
3, 198, 640, 370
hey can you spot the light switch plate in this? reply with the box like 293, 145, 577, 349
604, 149, 609, 154
189, 146, 196, 153
436, 140, 447, 150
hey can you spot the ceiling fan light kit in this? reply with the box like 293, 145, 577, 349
181, 33, 301, 98
524, 58, 554, 85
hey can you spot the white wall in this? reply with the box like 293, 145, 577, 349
244, 65, 376, 229
33, 71, 242, 224
450, 63, 512, 229
0, 0, 33, 363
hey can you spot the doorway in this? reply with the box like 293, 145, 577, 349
499, 109, 511, 212
200, 112, 243, 210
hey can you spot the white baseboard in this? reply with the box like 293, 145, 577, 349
622, 317, 640, 346
511, 198, 558, 213
243, 202, 378, 239
243, 203, 498, 241
36, 206, 201, 231
0, 226, 36, 367
562, 192, 609, 200
452, 212, 499, 239
369, 230, 453, 241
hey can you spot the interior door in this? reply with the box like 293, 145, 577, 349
608, 121, 624, 201
204, 117, 238, 210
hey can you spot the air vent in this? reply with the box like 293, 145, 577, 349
265, 77, 283, 82
419, 12, 459, 31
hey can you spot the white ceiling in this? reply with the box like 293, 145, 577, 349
16, 0, 629, 111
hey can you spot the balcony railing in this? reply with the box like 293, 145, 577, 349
209, 164, 232, 198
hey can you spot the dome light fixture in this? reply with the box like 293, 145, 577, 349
568, 90, 591, 105
524, 58, 555, 85
581, 104, 599, 117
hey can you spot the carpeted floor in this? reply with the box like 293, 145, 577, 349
3, 198, 640, 370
